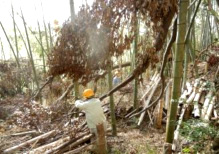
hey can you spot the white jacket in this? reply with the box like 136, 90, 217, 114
75, 98, 106, 131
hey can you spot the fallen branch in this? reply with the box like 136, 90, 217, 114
3, 130, 56, 153
54, 82, 74, 104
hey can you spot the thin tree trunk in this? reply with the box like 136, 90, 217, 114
37, 21, 46, 73
165, 0, 189, 145
11, 4, 19, 59
48, 23, 53, 49
21, 10, 39, 90
0, 38, 5, 60
133, 13, 139, 109
108, 60, 117, 136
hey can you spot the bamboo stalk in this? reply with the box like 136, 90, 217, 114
30, 136, 70, 154
11, 4, 19, 59
21, 9, 40, 90
37, 21, 46, 73
0, 21, 20, 67
0, 37, 5, 60
3, 130, 56, 153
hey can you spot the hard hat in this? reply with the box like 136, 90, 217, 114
83, 89, 94, 98
115, 71, 120, 75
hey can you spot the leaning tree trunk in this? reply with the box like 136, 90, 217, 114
0, 22, 20, 68
165, 0, 189, 146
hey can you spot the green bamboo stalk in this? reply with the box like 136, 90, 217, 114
14, 22, 30, 59
165, 0, 189, 144
108, 60, 117, 136
183, 0, 192, 90
0, 37, 5, 60
0, 21, 20, 68
21, 9, 39, 90
43, 19, 50, 53
37, 21, 46, 73
11, 4, 19, 59
48, 23, 53, 49
133, 13, 139, 109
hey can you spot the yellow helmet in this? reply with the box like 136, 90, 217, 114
83, 89, 94, 98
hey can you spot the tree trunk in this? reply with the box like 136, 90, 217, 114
165, 0, 189, 145
133, 12, 139, 109
108, 60, 117, 136
37, 21, 46, 73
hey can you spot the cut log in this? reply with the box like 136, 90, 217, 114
156, 98, 164, 129
138, 77, 161, 126
204, 96, 216, 121
3, 130, 56, 153
29, 136, 71, 154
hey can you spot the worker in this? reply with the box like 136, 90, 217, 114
113, 70, 121, 86
75, 89, 107, 135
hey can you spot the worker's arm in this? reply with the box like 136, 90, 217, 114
75, 100, 89, 110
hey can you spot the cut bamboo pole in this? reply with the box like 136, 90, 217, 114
184, 79, 200, 120
156, 98, 164, 129
29, 136, 70, 154
201, 91, 213, 119
172, 103, 186, 151
192, 85, 204, 118
204, 96, 216, 121
3, 130, 56, 153
165, 80, 172, 110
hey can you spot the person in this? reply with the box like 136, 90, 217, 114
75, 89, 107, 135
113, 70, 121, 87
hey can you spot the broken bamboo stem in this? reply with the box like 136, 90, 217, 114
3, 130, 56, 153
138, 77, 161, 126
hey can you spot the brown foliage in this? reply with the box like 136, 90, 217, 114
48, 0, 177, 84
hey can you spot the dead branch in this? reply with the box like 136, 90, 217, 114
54, 82, 74, 104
